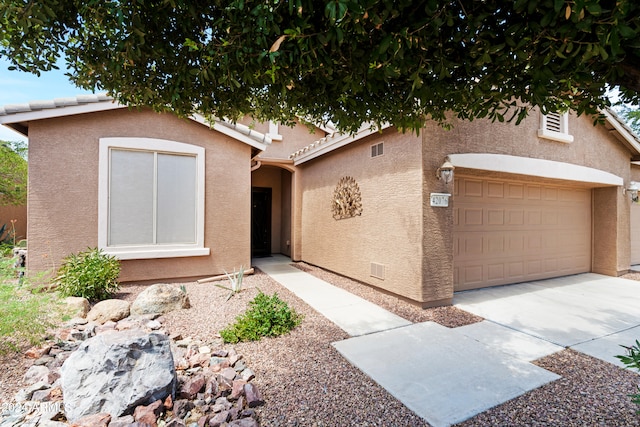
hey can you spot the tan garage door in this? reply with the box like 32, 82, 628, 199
454, 176, 591, 291
631, 203, 640, 265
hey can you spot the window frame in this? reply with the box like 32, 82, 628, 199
537, 111, 574, 143
98, 137, 209, 260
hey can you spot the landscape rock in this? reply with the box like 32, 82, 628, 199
179, 374, 206, 399
38, 420, 68, 427
32, 386, 63, 402
221, 367, 237, 382
243, 384, 264, 408
208, 410, 230, 427
172, 399, 195, 418
166, 419, 187, 427
64, 297, 90, 318
60, 330, 176, 421
25, 344, 52, 359
107, 415, 135, 427
86, 299, 131, 324
240, 368, 255, 382
133, 399, 164, 426
69, 412, 111, 427
229, 418, 259, 427
131, 283, 190, 316
23, 365, 53, 385
2, 311, 264, 427
230, 380, 247, 400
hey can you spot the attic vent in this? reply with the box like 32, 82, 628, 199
371, 262, 385, 280
545, 112, 563, 133
538, 111, 574, 143
371, 142, 384, 157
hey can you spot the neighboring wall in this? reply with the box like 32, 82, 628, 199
28, 108, 252, 282
0, 205, 27, 242
298, 128, 425, 302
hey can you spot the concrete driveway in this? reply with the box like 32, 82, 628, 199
454, 273, 640, 367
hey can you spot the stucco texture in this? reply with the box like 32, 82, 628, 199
298, 129, 425, 302
422, 110, 633, 300
27, 108, 251, 282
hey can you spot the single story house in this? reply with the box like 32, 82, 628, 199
1, 95, 639, 307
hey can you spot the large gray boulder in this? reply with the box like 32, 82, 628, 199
86, 299, 131, 324
130, 284, 190, 316
60, 329, 176, 421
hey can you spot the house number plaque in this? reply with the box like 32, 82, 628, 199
430, 193, 451, 207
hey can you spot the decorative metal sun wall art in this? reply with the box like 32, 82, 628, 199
332, 176, 363, 220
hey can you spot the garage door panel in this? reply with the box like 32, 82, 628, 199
463, 179, 483, 197
454, 176, 591, 291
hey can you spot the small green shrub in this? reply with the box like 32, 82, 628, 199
55, 248, 120, 301
616, 340, 640, 411
220, 291, 303, 343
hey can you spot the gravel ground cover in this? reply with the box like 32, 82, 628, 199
1, 266, 639, 426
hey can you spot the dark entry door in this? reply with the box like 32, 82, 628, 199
252, 187, 272, 257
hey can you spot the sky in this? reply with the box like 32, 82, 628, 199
0, 57, 94, 142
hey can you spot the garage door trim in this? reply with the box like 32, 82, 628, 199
448, 153, 622, 186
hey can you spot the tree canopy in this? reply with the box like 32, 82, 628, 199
0, 141, 27, 206
1, 0, 640, 132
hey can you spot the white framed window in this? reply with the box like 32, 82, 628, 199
538, 111, 574, 143
98, 137, 209, 260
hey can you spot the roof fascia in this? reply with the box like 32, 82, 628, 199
602, 109, 640, 156
190, 114, 268, 151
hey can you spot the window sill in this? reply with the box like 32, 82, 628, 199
537, 129, 574, 143
101, 247, 210, 260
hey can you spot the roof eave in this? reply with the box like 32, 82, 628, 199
602, 109, 640, 158
291, 122, 392, 165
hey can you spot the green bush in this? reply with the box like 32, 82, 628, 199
616, 340, 640, 412
220, 291, 303, 343
55, 248, 120, 301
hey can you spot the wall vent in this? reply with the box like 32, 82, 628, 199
370, 262, 385, 280
545, 112, 563, 133
538, 111, 573, 143
371, 142, 384, 157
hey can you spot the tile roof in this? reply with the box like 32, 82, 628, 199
289, 122, 392, 164
0, 94, 271, 147
0, 94, 113, 116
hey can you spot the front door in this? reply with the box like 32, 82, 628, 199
252, 187, 272, 257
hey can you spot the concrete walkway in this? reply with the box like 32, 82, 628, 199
253, 256, 411, 336
254, 257, 640, 426
253, 256, 563, 426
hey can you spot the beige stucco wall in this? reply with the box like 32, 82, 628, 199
298, 128, 425, 302
422, 110, 633, 302
593, 187, 630, 275
27, 108, 251, 282
280, 169, 293, 256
